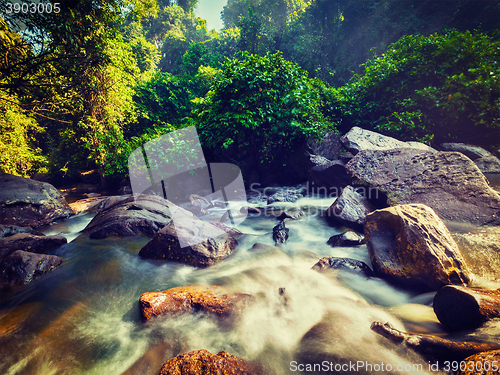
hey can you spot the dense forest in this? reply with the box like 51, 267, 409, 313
1, 0, 499, 187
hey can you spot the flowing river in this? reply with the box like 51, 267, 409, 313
1, 187, 500, 375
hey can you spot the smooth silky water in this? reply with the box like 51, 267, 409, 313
1, 193, 499, 375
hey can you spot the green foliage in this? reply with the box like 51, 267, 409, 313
0, 93, 48, 177
192, 52, 333, 172
331, 30, 500, 145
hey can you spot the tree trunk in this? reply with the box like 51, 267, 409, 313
433, 285, 500, 331
371, 321, 500, 364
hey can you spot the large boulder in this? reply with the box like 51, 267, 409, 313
0, 173, 73, 227
0, 233, 66, 261
307, 131, 344, 160
326, 186, 375, 231
0, 250, 62, 291
440, 142, 492, 160
340, 127, 435, 155
475, 155, 500, 174
69, 195, 129, 215
346, 148, 500, 225
365, 204, 470, 291
139, 285, 252, 321
138, 209, 238, 267
307, 155, 351, 189
158, 349, 261, 375
82, 195, 172, 239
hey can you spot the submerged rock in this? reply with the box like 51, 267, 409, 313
82, 195, 172, 238
139, 285, 252, 321
138, 210, 238, 267
326, 186, 375, 231
365, 204, 470, 291
346, 148, 500, 225
0, 250, 62, 291
433, 285, 500, 332
0, 172, 73, 227
312, 257, 374, 277
158, 349, 260, 375
327, 230, 364, 247
272, 220, 289, 246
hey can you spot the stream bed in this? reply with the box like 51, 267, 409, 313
1, 193, 500, 375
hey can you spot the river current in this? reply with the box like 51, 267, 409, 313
1, 188, 500, 375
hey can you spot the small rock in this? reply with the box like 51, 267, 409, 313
312, 257, 374, 277
326, 186, 375, 231
272, 220, 289, 246
327, 231, 364, 247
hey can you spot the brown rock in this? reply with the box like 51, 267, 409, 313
82, 195, 172, 238
346, 148, 500, 225
365, 204, 470, 291
371, 321, 500, 363
457, 350, 500, 375
158, 349, 260, 375
69, 195, 129, 215
139, 285, 252, 321
433, 285, 500, 332
0, 172, 73, 227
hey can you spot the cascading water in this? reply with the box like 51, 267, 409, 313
1, 189, 499, 375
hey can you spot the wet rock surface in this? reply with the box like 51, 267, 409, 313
0, 173, 74, 227
0, 250, 62, 291
433, 285, 500, 332
139, 285, 252, 321
82, 195, 172, 238
0, 233, 66, 260
138, 209, 238, 267
312, 257, 374, 277
365, 204, 470, 290
347, 148, 500, 225
158, 349, 260, 375
327, 230, 364, 247
69, 195, 129, 215
326, 186, 375, 231
0, 225, 43, 238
